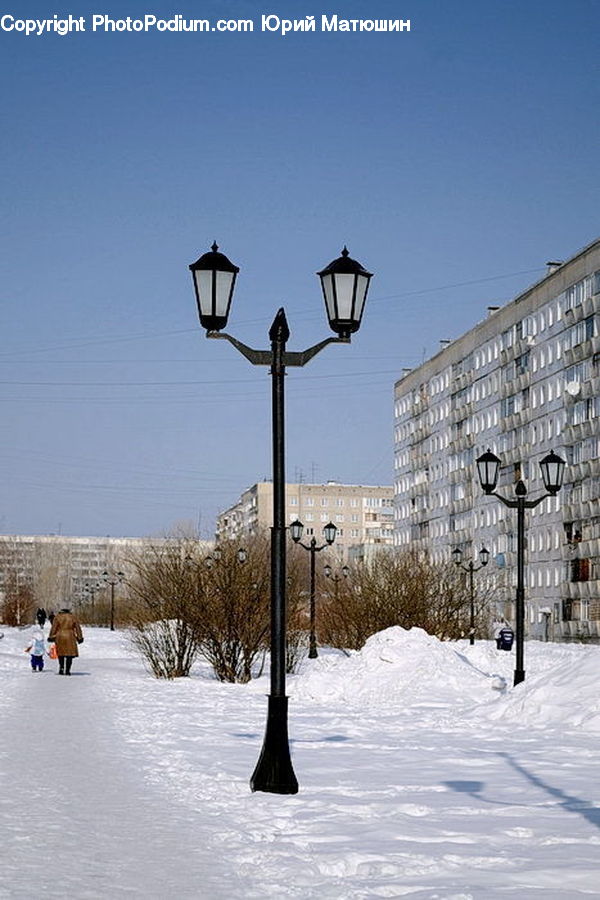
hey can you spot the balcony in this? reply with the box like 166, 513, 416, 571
500, 339, 531, 365
563, 499, 594, 521
576, 537, 600, 558
454, 433, 475, 452
449, 497, 472, 515
564, 337, 598, 368
449, 467, 471, 484
563, 420, 596, 443
500, 371, 531, 398
564, 295, 598, 324
566, 580, 600, 601
566, 461, 591, 483
558, 620, 600, 640
451, 370, 473, 391
450, 401, 476, 424
411, 481, 429, 498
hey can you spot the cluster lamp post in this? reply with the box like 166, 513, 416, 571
290, 519, 337, 658
475, 449, 565, 686
452, 545, 490, 645
190, 242, 372, 794
102, 570, 125, 631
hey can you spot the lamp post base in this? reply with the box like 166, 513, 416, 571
514, 668, 525, 686
250, 695, 299, 794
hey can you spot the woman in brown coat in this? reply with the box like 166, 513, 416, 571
48, 608, 84, 675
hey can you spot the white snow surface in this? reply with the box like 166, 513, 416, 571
1, 624, 599, 899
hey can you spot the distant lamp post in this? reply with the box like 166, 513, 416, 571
83, 581, 102, 621
290, 520, 336, 658
190, 243, 372, 795
452, 545, 490, 645
102, 570, 125, 631
323, 563, 350, 602
475, 449, 565, 685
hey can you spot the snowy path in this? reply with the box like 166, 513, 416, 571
0, 649, 240, 900
2, 626, 600, 898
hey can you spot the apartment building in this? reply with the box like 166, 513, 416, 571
216, 481, 394, 560
0, 533, 212, 612
394, 237, 600, 641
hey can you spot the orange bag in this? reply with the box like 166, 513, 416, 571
48, 644, 58, 660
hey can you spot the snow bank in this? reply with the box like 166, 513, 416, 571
290, 626, 495, 710
290, 625, 600, 734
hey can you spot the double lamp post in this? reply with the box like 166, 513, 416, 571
102, 570, 125, 632
475, 449, 565, 685
452, 544, 489, 645
190, 242, 372, 795
290, 518, 336, 658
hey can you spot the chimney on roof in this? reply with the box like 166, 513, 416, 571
439, 339, 451, 349
487, 306, 500, 316
546, 261, 563, 275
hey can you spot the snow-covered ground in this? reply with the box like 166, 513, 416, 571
1, 624, 599, 899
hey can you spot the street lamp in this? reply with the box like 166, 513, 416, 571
102, 570, 125, 631
323, 563, 350, 602
290, 520, 336, 658
190, 243, 372, 795
83, 581, 102, 622
204, 546, 244, 569
475, 449, 565, 685
452, 545, 490, 645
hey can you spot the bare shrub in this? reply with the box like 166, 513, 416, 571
191, 536, 272, 683
126, 538, 202, 678
1, 573, 34, 626
318, 548, 493, 651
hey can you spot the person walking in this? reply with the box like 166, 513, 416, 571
48, 607, 84, 675
24, 626, 47, 672
36, 607, 47, 627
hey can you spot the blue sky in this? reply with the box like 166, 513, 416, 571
1, 0, 598, 537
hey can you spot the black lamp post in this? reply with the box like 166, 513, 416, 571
323, 563, 350, 602
475, 449, 565, 685
290, 519, 336, 658
452, 545, 490, 645
83, 581, 101, 622
190, 243, 372, 794
102, 570, 125, 631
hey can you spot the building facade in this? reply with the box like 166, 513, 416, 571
393, 238, 600, 641
0, 533, 211, 618
216, 481, 394, 560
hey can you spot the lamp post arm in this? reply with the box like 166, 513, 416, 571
457, 561, 487, 574
283, 335, 350, 368
208, 330, 350, 369
207, 331, 272, 366
488, 491, 518, 509
297, 541, 328, 553
526, 492, 553, 510
489, 490, 552, 510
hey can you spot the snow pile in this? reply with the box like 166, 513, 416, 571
289, 625, 600, 735
291, 626, 495, 710
483, 646, 600, 733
